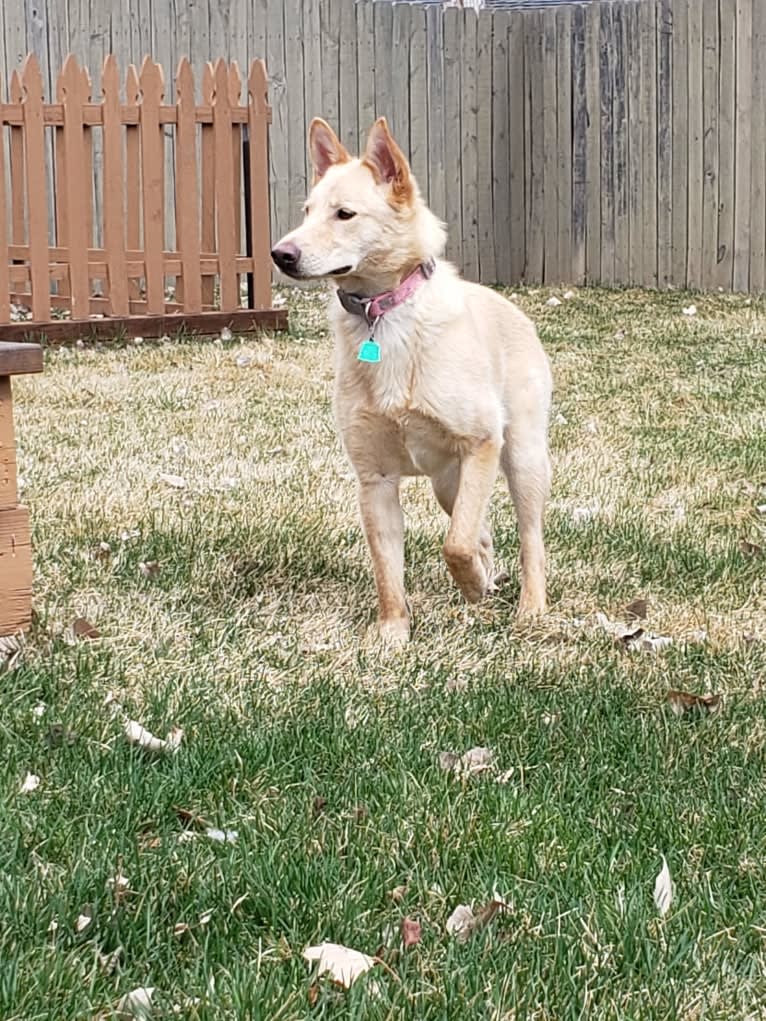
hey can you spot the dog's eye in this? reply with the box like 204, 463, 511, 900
336, 208, 356, 221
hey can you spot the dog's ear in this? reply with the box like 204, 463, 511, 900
363, 117, 414, 206
308, 118, 349, 182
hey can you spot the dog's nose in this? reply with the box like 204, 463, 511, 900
271, 241, 301, 272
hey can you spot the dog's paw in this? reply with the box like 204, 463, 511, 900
377, 617, 411, 649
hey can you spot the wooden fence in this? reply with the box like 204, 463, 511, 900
2, 0, 765, 293
0, 53, 286, 341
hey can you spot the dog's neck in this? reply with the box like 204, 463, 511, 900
334, 258, 433, 299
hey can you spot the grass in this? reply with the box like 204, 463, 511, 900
2, 284, 766, 1020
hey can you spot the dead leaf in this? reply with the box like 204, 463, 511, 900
97, 945, 123, 975
138, 560, 161, 579
438, 751, 460, 772
446, 892, 509, 943
91, 541, 112, 561
739, 539, 762, 556
667, 689, 721, 717
312, 795, 327, 818
302, 941, 378, 990
390, 884, 407, 903
158, 473, 187, 490
173, 922, 192, 938
75, 909, 93, 933
624, 597, 648, 621
72, 617, 100, 640
439, 747, 494, 778
653, 856, 674, 916
626, 633, 674, 653
307, 984, 319, 1008
114, 986, 155, 1019
401, 917, 421, 948
0, 634, 24, 672
20, 772, 41, 793
205, 827, 238, 844
124, 720, 183, 754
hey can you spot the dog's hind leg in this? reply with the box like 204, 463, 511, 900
438, 440, 501, 603
500, 419, 550, 617
431, 461, 497, 593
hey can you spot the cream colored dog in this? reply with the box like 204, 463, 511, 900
272, 117, 552, 644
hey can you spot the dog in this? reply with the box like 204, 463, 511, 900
272, 117, 552, 645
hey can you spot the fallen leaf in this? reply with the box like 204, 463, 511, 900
307, 984, 319, 1007
545, 296, 562, 307
653, 856, 674, 916
114, 986, 155, 1019
20, 772, 41, 793
72, 617, 100, 640
756, 504, 766, 515
563, 289, 576, 300
667, 689, 721, 717
439, 746, 494, 778
97, 945, 124, 974
220, 326, 233, 342
47, 919, 59, 934
496, 768, 516, 785
158, 473, 187, 490
541, 712, 560, 727
312, 795, 327, 818
438, 751, 460, 772
173, 922, 192, 937
624, 597, 648, 621
401, 916, 421, 948
390, 884, 407, 903
138, 560, 161, 579
32, 702, 46, 718
571, 504, 600, 524
91, 541, 112, 561
682, 304, 697, 316
198, 909, 214, 926
205, 827, 238, 844
75, 910, 93, 933
0, 635, 23, 672
446, 892, 509, 942
739, 539, 762, 556
626, 633, 674, 653
302, 941, 378, 990
124, 720, 183, 754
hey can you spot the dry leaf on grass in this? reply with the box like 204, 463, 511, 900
204, 827, 238, 844
739, 539, 763, 556
0, 635, 24, 672
303, 941, 378, 990
20, 772, 41, 793
545, 296, 562, 307
667, 690, 721, 717
138, 560, 161, 579
438, 746, 494, 778
75, 910, 93, 933
682, 304, 697, 316
446, 893, 509, 943
124, 720, 183, 755
624, 597, 649, 621
158, 473, 187, 490
390, 884, 407, 903
654, 856, 674, 917
113, 986, 156, 1019
72, 617, 100, 640
401, 917, 421, 948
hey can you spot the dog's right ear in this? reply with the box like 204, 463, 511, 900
308, 118, 350, 182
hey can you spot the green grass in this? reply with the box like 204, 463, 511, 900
2, 285, 766, 1020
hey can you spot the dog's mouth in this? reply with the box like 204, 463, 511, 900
329, 265, 353, 277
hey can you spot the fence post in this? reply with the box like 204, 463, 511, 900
102, 54, 129, 316
175, 57, 203, 314
21, 55, 50, 322
247, 59, 272, 310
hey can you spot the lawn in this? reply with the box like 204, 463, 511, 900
2, 285, 765, 1020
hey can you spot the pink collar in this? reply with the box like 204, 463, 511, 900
337, 259, 435, 325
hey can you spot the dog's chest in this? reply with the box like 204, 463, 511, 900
349, 314, 424, 415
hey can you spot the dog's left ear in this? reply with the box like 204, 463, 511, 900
363, 117, 413, 206
309, 118, 350, 182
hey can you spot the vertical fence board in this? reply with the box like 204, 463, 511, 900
687, 0, 704, 287
303, 0, 322, 132
267, 0, 289, 246
542, 9, 558, 283
733, 0, 752, 291
138, 57, 165, 314
284, 1, 306, 220
125, 63, 141, 301
556, 6, 572, 285
492, 12, 511, 284
338, 0, 358, 154
460, 11, 479, 281
213, 59, 237, 312
442, 7, 462, 269
320, 0, 340, 135
476, 13, 495, 282
611, 2, 628, 284
22, 56, 50, 321
749, 0, 765, 292
599, 5, 615, 286
701, 0, 719, 289
390, 4, 410, 148
200, 63, 215, 307
409, 5, 429, 203
248, 59, 272, 308
525, 10, 544, 283
0, 79, 8, 322
102, 54, 129, 315
374, 0, 394, 125
175, 57, 202, 313
356, 0, 376, 152
10, 72, 25, 250
426, 6, 445, 222
657, 0, 673, 287
671, 0, 689, 286
717, 0, 735, 289
509, 17, 525, 283
584, 5, 601, 284
640, 0, 657, 286
626, 0, 643, 283
571, 5, 587, 285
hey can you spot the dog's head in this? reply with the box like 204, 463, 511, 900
271, 117, 445, 288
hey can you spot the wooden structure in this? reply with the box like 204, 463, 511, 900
0, 54, 286, 341
0, 343, 41, 636
3, 0, 760, 292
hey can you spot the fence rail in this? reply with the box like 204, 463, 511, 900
2, 0, 764, 293
0, 53, 285, 341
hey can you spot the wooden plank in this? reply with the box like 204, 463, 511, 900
612, 2, 628, 285
0, 76, 8, 323
338, 0, 358, 154
175, 58, 202, 314
571, 5, 587, 286
409, 4, 429, 203
717, 0, 736, 289
640, 0, 657, 287
525, 10, 544, 284
656, 0, 673, 288
21, 56, 50, 322
626, 1, 642, 284
248, 60, 273, 309
200, 64, 215, 308
303, 0, 323, 130
687, 0, 704, 288
733, 0, 752, 291
0, 308, 287, 343
9, 72, 25, 252
267, 0, 289, 244
491, 12, 511, 284
509, 14, 525, 283
584, 3, 601, 285
138, 57, 166, 315
125, 64, 141, 302
460, 10, 479, 281
374, 0, 394, 125
556, 5, 573, 285
101, 55, 129, 317
320, 0, 341, 136
212, 60, 237, 313
391, 4, 411, 169
0, 344, 43, 375
0, 378, 17, 510
284, 0, 307, 218
701, 0, 719, 289
476, 12, 495, 282
230, 65, 243, 288
0, 505, 32, 635
442, 7, 462, 269
599, 4, 615, 286
356, 0, 376, 151
542, 9, 558, 283
749, 0, 766, 292
426, 5, 446, 222
671, 0, 689, 287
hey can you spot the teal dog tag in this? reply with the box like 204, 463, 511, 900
358, 338, 381, 363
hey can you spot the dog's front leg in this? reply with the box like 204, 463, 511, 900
443, 439, 500, 603
358, 473, 409, 644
